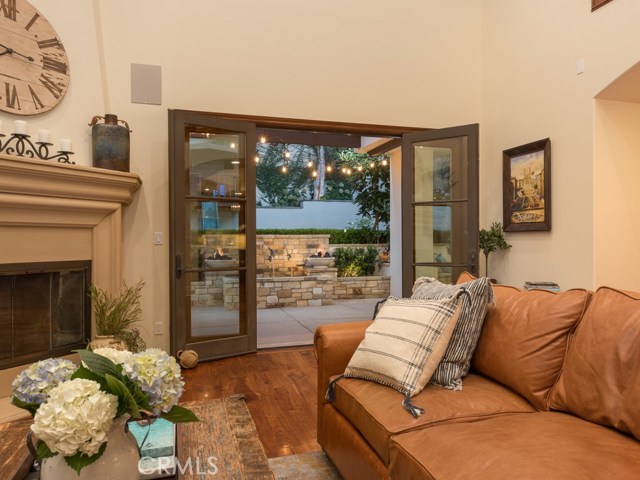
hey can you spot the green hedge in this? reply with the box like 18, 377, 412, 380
256, 228, 388, 245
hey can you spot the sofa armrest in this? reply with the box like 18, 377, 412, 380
314, 320, 370, 446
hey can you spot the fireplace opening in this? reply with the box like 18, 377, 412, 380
0, 261, 91, 370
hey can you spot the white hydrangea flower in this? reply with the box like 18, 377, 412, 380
11, 358, 77, 404
122, 348, 184, 415
92, 347, 133, 365
31, 379, 117, 457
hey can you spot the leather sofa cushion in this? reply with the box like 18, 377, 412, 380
389, 412, 640, 480
549, 286, 640, 440
332, 374, 535, 465
471, 284, 591, 410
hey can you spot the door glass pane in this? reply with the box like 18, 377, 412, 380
415, 265, 470, 285
187, 201, 244, 269
188, 132, 246, 198
187, 271, 244, 339
414, 204, 468, 263
415, 265, 454, 284
413, 137, 467, 202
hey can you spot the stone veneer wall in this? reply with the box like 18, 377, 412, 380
190, 234, 390, 310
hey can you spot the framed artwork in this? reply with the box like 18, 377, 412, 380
502, 138, 551, 232
592, 0, 614, 11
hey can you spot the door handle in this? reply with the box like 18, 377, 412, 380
176, 254, 183, 279
470, 250, 477, 274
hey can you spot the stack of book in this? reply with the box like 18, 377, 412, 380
129, 418, 177, 479
523, 281, 560, 292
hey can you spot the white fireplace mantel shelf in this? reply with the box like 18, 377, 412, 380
0, 154, 141, 205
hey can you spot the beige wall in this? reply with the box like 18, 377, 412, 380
480, 0, 640, 289
594, 99, 640, 291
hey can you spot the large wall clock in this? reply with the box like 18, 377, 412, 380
0, 0, 70, 115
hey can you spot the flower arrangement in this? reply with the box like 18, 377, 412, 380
11, 348, 198, 474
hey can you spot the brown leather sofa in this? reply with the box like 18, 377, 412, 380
315, 278, 640, 479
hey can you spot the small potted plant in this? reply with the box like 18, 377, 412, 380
89, 278, 146, 352
479, 222, 512, 281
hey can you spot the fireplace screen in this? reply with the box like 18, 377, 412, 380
0, 261, 91, 369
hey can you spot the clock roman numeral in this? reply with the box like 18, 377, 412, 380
24, 12, 40, 31
42, 56, 68, 74
4, 82, 21, 110
37, 38, 62, 49
39, 73, 62, 99
28, 85, 45, 110
0, 0, 17, 21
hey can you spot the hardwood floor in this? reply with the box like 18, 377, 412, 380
180, 346, 320, 458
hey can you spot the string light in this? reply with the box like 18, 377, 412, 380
255, 155, 260, 163
284, 150, 291, 159
281, 165, 288, 173
326, 165, 333, 172
341, 167, 347, 173
381, 159, 388, 166
312, 171, 318, 177
357, 165, 363, 172
346, 168, 352, 175
260, 135, 266, 143
307, 161, 314, 168
370, 162, 375, 168
230, 142, 236, 149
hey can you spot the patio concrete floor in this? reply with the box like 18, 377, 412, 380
191, 298, 381, 349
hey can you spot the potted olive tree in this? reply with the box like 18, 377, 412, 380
89, 278, 146, 352
479, 222, 511, 280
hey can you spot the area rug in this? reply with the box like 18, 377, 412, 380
268, 452, 342, 480
178, 395, 274, 479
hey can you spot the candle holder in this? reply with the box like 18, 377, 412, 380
0, 133, 75, 164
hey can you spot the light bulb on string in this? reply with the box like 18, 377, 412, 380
281, 165, 288, 173
370, 162, 375, 168
255, 155, 260, 163
346, 168, 352, 175
260, 135, 266, 144
312, 171, 318, 178
341, 167, 347, 173
381, 159, 388, 166
230, 142, 236, 149
307, 161, 314, 168
326, 165, 333, 172
357, 165, 363, 172
284, 150, 291, 159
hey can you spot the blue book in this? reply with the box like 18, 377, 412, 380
129, 418, 176, 458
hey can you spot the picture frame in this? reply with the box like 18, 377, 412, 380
592, 0, 614, 12
502, 138, 551, 232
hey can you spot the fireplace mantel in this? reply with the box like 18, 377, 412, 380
0, 154, 141, 293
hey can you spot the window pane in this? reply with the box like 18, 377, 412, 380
187, 201, 244, 269
413, 137, 467, 202
187, 132, 246, 198
187, 271, 244, 339
415, 265, 453, 285
414, 204, 468, 264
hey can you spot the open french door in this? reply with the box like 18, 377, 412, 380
169, 110, 256, 360
401, 124, 479, 296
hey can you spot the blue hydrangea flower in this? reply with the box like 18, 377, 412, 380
12, 358, 77, 404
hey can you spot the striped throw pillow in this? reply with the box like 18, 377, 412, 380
340, 293, 465, 416
411, 276, 494, 390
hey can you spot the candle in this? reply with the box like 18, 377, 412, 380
14, 120, 27, 135
60, 138, 72, 152
37, 130, 50, 143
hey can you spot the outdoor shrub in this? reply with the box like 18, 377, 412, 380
255, 228, 388, 245
333, 246, 378, 277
